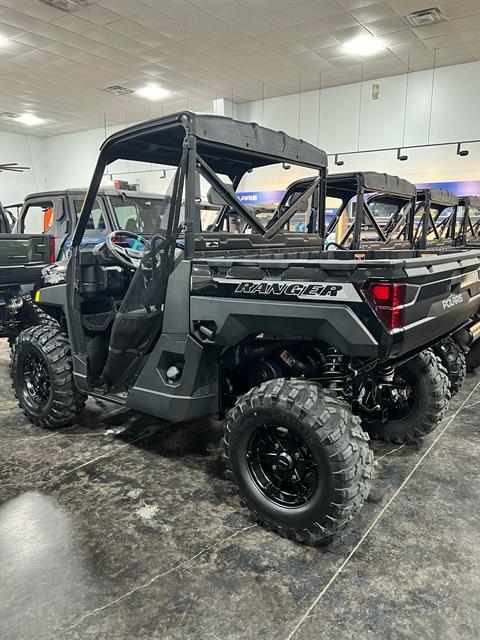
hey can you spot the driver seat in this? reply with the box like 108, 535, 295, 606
101, 307, 163, 390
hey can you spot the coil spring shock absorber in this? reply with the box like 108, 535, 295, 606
322, 347, 349, 393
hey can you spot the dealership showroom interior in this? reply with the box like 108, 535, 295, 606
1, 0, 480, 638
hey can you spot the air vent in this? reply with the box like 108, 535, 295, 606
103, 85, 134, 96
403, 7, 447, 27
39, 0, 95, 12
0, 112, 17, 119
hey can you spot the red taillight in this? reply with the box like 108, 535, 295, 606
49, 236, 56, 263
366, 282, 406, 330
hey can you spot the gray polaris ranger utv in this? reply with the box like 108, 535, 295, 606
10, 113, 480, 545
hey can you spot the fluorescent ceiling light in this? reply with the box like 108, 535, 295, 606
16, 113, 45, 126
136, 84, 170, 100
342, 35, 386, 56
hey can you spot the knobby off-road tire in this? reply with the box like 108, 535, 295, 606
363, 349, 451, 444
8, 294, 57, 349
223, 379, 374, 545
11, 325, 86, 428
433, 337, 466, 396
466, 340, 480, 372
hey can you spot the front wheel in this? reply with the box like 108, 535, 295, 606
359, 350, 450, 444
223, 379, 373, 545
11, 325, 86, 428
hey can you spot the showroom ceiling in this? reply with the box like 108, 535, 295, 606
0, 0, 479, 136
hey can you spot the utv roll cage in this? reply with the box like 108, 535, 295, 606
271, 171, 417, 250
325, 172, 416, 249
457, 195, 480, 246
413, 188, 459, 249
72, 112, 327, 256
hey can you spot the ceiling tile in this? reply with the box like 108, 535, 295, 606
329, 25, 372, 43
435, 43, 472, 58
412, 22, 454, 38
129, 8, 176, 29
294, 0, 343, 19
0, 21, 25, 38
11, 31, 54, 48
40, 41, 82, 58
214, 3, 259, 24
351, 2, 396, 23
423, 33, 463, 51
226, 36, 269, 53
239, 0, 291, 17
450, 16, 480, 33
442, 0, 480, 19
266, 7, 308, 28
13, 0, 63, 21
106, 18, 148, 37
459, 28, 480, 43
0, 39, 33, 56
98, 0, 145, 18
53, 14, 98, 34
73, 4, 120, 26
301, 34, 340, 50
367, 16, 409, 35
235, 17, 274, 36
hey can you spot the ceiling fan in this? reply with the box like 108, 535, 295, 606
0, 163, 30, 172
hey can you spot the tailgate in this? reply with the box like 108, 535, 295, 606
384, 252, 480, 358
0, 233, 51, 285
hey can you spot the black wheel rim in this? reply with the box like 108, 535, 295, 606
247, 423, 318, 507
22, 350, 51, 408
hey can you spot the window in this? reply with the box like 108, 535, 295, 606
73, 198, 107, 234
22, 202, 54, 234
109, 195, 172, 234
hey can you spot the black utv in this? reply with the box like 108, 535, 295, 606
10, 113, 480, 545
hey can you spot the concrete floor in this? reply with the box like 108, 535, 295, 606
0, 339, 479, 640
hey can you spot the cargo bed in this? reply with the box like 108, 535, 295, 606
0, 233, 50, 286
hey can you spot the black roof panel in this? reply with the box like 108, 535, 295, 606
416, 188, 458, 206
100, 111, 327, 175
327, 171, 416, 198
459, 195, 480, 208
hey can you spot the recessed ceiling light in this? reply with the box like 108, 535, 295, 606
136, 84, 170, 100
342, 35, 386, 57
0, 34, 10, 47
16, 113, 45, 126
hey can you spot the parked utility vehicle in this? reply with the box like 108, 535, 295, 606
10, 113, 480, 544
0, 199, 53, 341
271, 174, 470, 395
11, 188, 175, 260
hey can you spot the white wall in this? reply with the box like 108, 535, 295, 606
0, 130, 47, 205
44, 123, 126, 192
236, 60, 480, 186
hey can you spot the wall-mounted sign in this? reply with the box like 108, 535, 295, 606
237, 190, 285, 205
415, 180, 480, 196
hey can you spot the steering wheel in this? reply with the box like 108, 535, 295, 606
105, 230, 151, 269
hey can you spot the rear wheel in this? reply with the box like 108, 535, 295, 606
432, 337, 466, 396
11, 325, 86, 428
359, 350, 450, 444
223, 379, 373, 545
